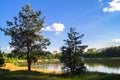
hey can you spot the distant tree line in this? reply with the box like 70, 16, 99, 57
1, 51, 53, 60
83, 46, 120, 58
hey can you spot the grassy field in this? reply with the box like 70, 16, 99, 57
0, 69, 120, 80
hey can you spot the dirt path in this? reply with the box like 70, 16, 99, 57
0, 63, 62, 74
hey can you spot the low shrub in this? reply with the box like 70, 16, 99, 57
0, 58, 5, 66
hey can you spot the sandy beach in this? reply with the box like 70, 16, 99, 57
0, 63, 62, 74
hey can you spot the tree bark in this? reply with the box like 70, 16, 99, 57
27, 53, 31, 71
27, 46, 31, 71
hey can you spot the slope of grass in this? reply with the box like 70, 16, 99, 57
0, 69, 120, 80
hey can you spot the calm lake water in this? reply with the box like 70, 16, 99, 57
85, 59, 120, 74
19, 59, 120, 74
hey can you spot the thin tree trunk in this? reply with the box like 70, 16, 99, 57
27, 46, 31, 71
27, 53, 31, 71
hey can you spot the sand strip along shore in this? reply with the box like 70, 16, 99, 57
0, 63, 62, 74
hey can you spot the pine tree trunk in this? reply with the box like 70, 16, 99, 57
27, 52, 31, 71
27, 46, 31, 71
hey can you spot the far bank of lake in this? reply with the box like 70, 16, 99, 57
16, 58, 120, 74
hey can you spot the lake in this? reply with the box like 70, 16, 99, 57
18, 59, 120, 74
85, 58, 120, 74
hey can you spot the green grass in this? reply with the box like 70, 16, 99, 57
0, 69, 120, 80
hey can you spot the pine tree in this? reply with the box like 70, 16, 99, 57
60, 28, 87, 75
0, 4, 50, 71
0, 49, 5, 66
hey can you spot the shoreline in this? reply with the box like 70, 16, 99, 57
18, 59, 60, 63
0, 63, 62, 74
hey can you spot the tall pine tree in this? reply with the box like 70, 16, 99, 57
0, 4, 50, 71
60, 28, 87, 75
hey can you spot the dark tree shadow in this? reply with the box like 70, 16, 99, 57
0, 69, 120, 80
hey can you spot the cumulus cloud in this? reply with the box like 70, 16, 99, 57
112, 39, 120, 43
42, 23, 65, 35
2, 46, 14, 53
103, 0, 120, 12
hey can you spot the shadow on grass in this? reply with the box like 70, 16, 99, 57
0, 69, 67, 80
0, 69, 120, 80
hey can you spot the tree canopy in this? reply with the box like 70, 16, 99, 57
60, 28, 87, 75
0, 4, 50, 71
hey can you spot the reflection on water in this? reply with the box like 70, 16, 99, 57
19, 59, 120, 74
85, 64, 120, 74
85, 59, 120, 68
34, 63, 62, 71
84, 59, 120, 74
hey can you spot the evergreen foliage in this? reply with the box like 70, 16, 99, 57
0, 4, 50, 71
60, 28, 87, 75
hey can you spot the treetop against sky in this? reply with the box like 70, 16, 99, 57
0, 0, 120, 52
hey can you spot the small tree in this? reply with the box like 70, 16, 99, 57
60, 28, 87, 75
0, 4, 50, 71
0, 50, 5, 67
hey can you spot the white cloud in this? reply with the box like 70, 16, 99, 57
112, 39, 120, 43
42, 23, 65, 35
2, 46, 14, 53
99, 0, 102, 2
103, 0, 120, 12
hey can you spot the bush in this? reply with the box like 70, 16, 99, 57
0, 58, 5, 66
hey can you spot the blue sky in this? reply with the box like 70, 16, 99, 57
0, 0, 120, 53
